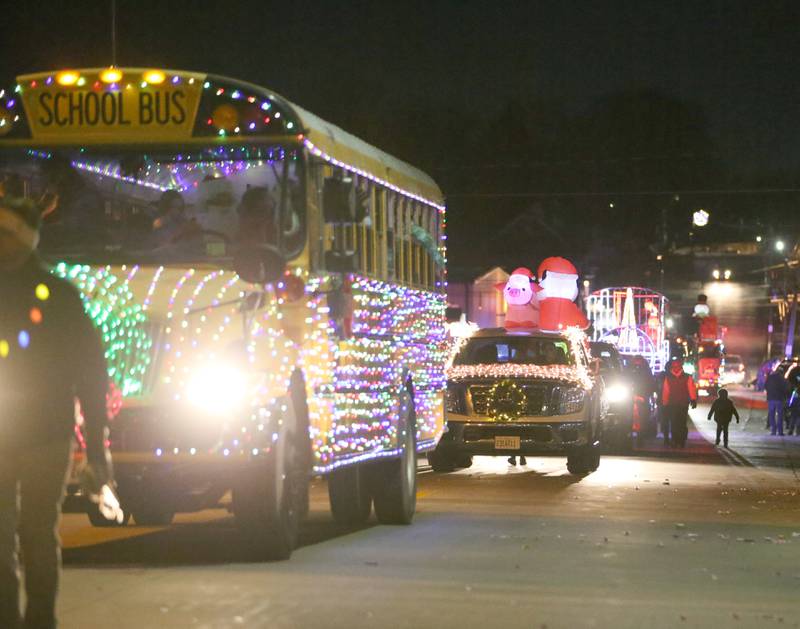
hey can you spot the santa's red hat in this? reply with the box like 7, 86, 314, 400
510, 267, 534, 279
537, 256, 578, 278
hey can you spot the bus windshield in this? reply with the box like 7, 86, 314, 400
0, 145, 304, 264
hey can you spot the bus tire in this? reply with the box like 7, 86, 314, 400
232, 395, 309, 561
371, 384, 417, 525
328, 464, 372, 526
289, 371, 312, 520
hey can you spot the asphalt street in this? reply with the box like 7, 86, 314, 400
54, 393, 800, 629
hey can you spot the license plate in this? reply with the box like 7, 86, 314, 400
494, 436, 520, 450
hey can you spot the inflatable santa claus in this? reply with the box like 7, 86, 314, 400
537, 257, 589, 331
496, 267, 540, 328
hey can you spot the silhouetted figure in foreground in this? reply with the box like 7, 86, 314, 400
0, 194, 112, 629
707, 389, 739, 447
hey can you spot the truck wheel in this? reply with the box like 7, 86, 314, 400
87, 503, 131, 527
566, 451, 589, 475
328, 464, 372, 526
371, 384, 417, 525
588, 443, 601, 471
455, 455, 473, 469
567, 442, 601, 475
427, 448, 456, 473
233, 394, 309, 560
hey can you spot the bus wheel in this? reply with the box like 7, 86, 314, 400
371, 384, 417, 525
233, 395, 309, 560
87, 503, 131, 527
328, 464, 372, 526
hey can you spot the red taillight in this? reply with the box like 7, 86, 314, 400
632, 422, 641, 431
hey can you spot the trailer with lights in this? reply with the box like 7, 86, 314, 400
585, 286, 671, 373
0, 67, 448, 559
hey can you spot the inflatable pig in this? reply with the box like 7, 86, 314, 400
496, 267, 540, 328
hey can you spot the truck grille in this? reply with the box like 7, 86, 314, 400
469, 382, 553, 417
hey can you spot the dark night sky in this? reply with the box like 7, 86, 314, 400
1, 0, 798, 170
1, 0, 799, 277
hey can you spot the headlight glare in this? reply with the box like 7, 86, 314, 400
604, 383, 630, 404
186, 364, 248, 414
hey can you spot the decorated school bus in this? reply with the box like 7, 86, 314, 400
0, 68, 447, 558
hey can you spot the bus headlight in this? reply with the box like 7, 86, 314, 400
186, 364, 248, 414
604, 384, 630, 404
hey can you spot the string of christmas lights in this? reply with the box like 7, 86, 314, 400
52, 263, 446, 471
446, 327, 593, 390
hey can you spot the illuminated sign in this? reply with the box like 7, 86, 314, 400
19, 69, 204, 143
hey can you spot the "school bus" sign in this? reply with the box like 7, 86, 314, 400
18, 68, 205, 144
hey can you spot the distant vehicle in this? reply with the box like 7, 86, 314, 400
586, 287, 671, 373
720, 354, 746, 386
430, 328, 604, 475
695, 340, 723, 394
589, 342, 635, 452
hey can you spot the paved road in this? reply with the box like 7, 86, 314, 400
55, 402, 800, 629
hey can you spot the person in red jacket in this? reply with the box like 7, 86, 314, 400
661, 359, 698, 448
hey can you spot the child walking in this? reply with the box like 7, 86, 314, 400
707, 389, 740, 447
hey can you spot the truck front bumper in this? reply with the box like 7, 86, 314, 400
434, 419, 591, 457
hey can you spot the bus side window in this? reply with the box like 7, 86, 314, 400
395, 197, 406, 283
386, 192, 395, 280
356, 176, 373, 275
322, 166, 360, 272
374, 186, 385, 278
411, 203, 420, 286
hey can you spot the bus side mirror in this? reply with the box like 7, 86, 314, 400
590, 358, 602, 376
233, 244, 286, 285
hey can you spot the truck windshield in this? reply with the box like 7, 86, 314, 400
0, 145, 304, 264
455, 337, 574, 366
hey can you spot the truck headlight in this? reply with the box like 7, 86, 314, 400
559, 387, 586, 415
186, 364, 248, 414
445, 385, 465, 414
604, 383, 630, 404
